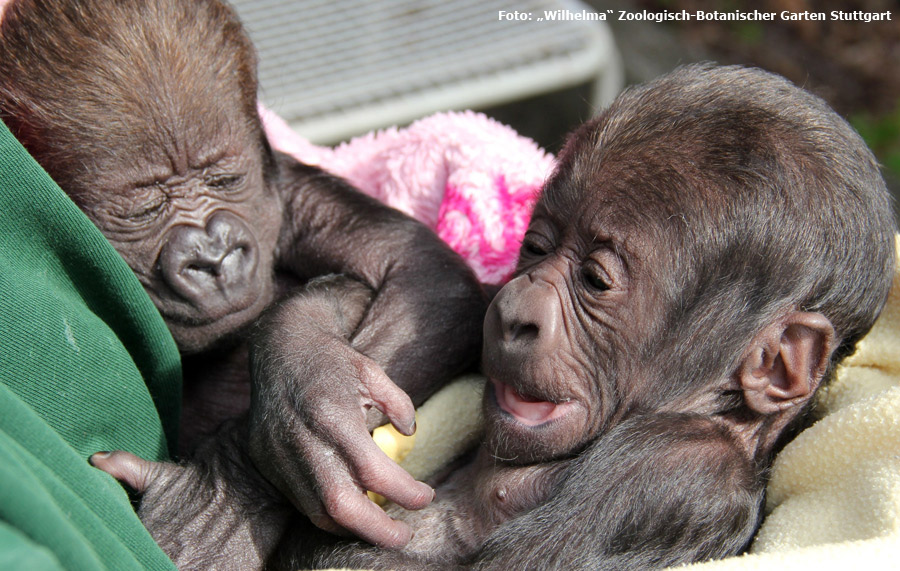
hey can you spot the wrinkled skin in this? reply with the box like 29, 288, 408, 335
479, 206, 659, 465
290, 64, 895, 569
76, 119, 281, 353
0, 0, 487, 552
91, 65, 895, 570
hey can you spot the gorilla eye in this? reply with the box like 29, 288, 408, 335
206, 173, 243, 191
129, 197, 166, 222
522, 234, 552, 257
581, 266, 610, 292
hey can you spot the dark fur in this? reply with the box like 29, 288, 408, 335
469, 416, 763, 570
285, 64, 896, 569
5, 3, 892, 567
0, 0, 486, 557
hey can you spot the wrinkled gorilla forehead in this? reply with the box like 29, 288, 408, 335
80, 122, 273, 224
535, 153, 691, 302
530, 129, 762, 385
84, 98, 266, 180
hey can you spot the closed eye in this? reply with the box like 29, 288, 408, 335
205, 173, 244, 191
129, 197, 166, 222
522, 233, 553, 257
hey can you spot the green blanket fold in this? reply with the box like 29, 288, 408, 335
0, 119, 180, 569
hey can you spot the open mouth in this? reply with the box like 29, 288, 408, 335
492, 380, 573, 427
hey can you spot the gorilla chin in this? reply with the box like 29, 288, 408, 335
483, 379, 588, 465
162, 288, 273, 354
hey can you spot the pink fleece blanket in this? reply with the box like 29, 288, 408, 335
261, 107, 553, 284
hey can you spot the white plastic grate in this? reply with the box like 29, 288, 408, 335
230, 0, 621, 143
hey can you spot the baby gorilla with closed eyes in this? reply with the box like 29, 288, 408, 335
0, 0, 486, 557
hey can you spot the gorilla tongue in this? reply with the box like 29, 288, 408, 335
494, 381, 566, 426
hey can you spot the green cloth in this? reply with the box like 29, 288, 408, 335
0, 119, 181, 569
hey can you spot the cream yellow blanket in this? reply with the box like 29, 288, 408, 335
398, 235, 900, 567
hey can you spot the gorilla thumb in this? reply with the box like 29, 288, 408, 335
90, 450, 174, 493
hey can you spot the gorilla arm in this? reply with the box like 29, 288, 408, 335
250, 155, 488, 547
272, 155, 487, 402
91, 274, 453, 568
467, 414, 763, 570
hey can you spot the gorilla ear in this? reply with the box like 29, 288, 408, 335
737, 312, 835, 415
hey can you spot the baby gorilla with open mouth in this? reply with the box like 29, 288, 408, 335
297, 62, 896, 569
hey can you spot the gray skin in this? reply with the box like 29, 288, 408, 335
92, 64, 895, 571
0, 0, 487, 551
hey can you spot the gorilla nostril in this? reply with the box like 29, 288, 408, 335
220, 243, 250, 271
157, 213, 262, 315
509, 323, 539, 343
182, 243, 250, 280
185, 263, 218, 277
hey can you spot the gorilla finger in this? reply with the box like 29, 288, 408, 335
89, 450, 178, 493
323, 489, 414, 549
348, 440, 434, 511
281, 440, 364, 527
306, 510, 351, 538
359, 362, 416, 436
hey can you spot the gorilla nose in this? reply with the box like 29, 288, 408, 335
484, 274, 562, 359
159, 211, 259, 316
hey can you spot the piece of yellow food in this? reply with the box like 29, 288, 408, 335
364, 375, 487, 506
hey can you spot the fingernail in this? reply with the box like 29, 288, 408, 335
89, 451, 110, 466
